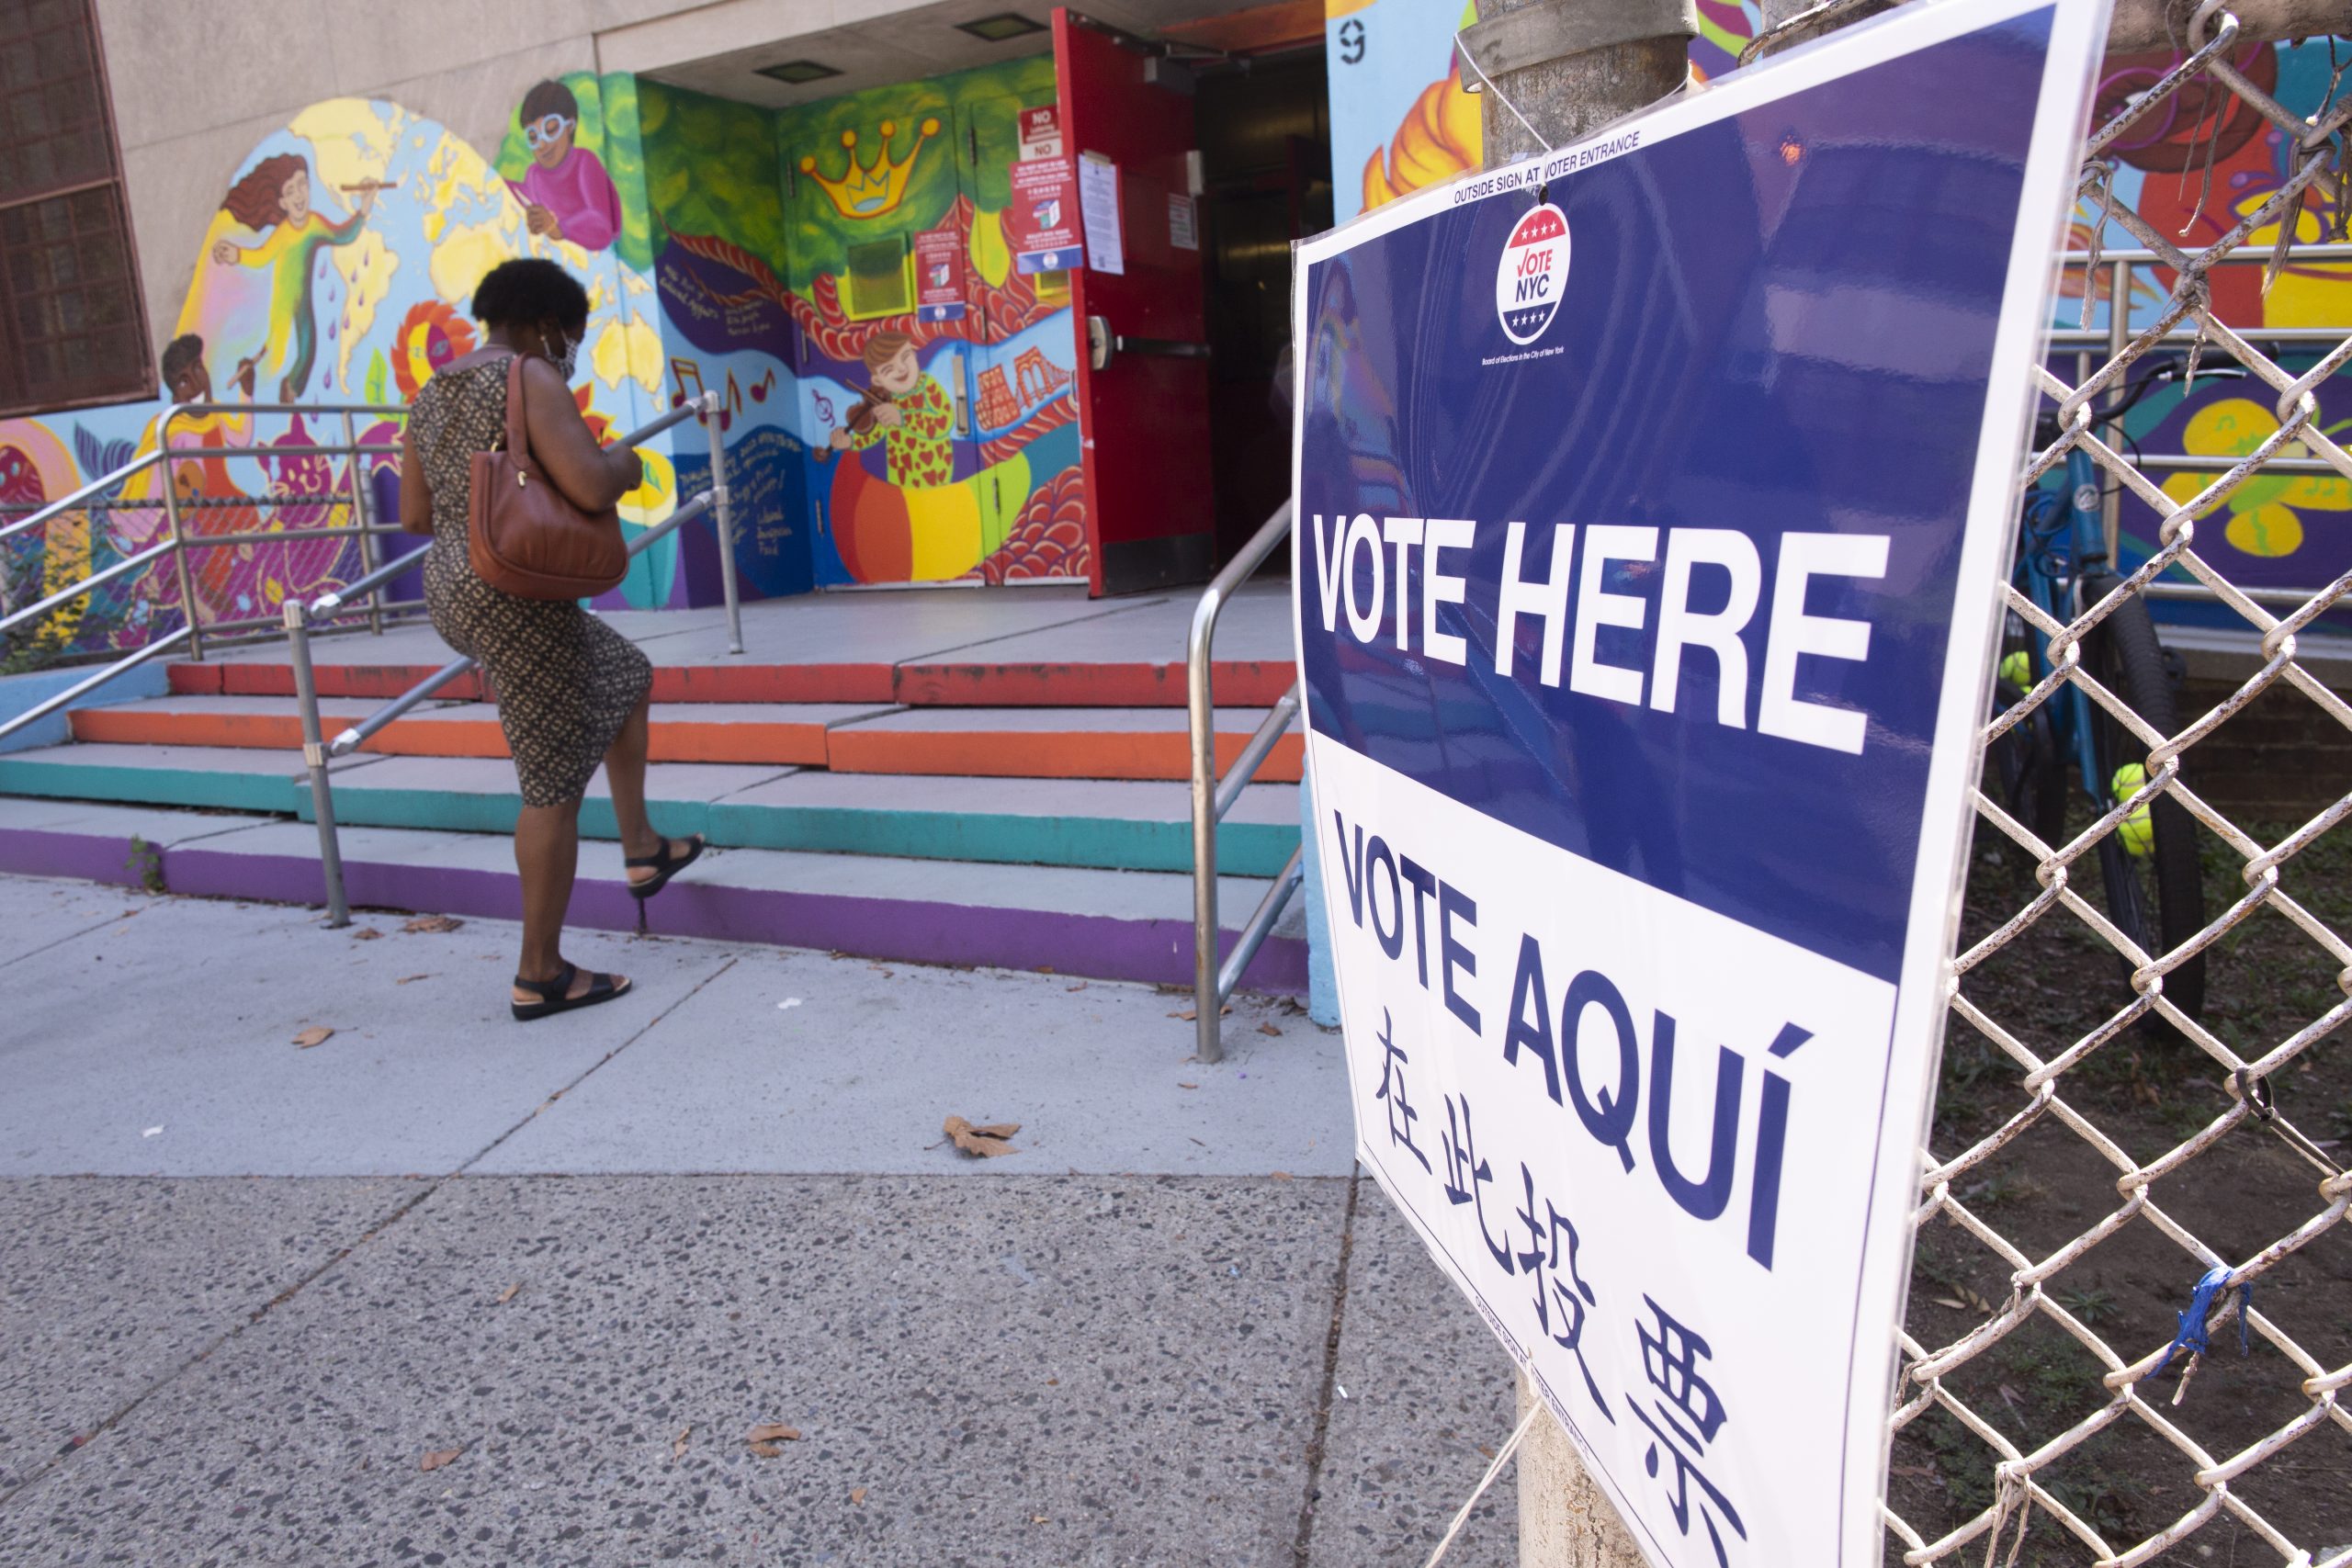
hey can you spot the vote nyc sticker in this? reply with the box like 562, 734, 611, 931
1495, 203, 1569, 346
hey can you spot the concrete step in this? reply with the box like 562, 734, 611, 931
164, 604, 1297, 709
0, 745, 1303, 876
0, 797, 1307, 992
71, 694, 893, 766
826, 705, 1303, 782
62, 694, 1297, 783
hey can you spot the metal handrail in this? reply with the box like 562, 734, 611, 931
1, 400, 408, 674
0, 626, 194, 747
1187, 498, 1301, 1064
289, 453, 733, 927
4, 389, 738, 785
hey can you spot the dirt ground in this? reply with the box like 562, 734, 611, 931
1883, 812, 2352, 1564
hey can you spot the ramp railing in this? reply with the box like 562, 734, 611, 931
0, 400, 407, 747
285, 392, 740, 927
1187, 499, 1305, 1064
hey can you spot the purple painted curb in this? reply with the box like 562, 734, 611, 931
122, 836, 1309, 993
0, 827, 148, 887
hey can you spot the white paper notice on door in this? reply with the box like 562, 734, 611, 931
1078, 152, 1125, 276
1168, 193, 1198, 252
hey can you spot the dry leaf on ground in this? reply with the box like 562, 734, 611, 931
402, 914, 464, 934
944, 1116, 1020, 1157
420, 1448, 461, 1472
396, 974, 430, 986
747, 1422, 802, 1457
293, 1027, 334, 1049
1065, 982, 1087, 992
1258, 1021, 1281, 1037
1177, 1082, 1198, 1090
494, 1281, 522, 1305
1170, 1006, 1233, 1021
851, 1486, 868, 1506
673, 1427, 690, 1459
352, 928, 382, 941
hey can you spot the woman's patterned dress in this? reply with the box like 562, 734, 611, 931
408, 357, 650, 807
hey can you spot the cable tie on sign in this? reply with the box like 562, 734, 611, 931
2147, 1262, 2252, 1403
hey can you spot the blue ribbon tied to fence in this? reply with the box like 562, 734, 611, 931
2147, 1264, 2254, 1382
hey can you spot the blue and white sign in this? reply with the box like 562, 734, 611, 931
1291, 2, 2103, 1563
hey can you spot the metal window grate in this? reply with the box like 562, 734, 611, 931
0, 0, 150, 414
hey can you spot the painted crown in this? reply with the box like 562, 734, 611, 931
799, 118, 941, 220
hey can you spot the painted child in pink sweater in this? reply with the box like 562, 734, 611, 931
504, 79, 623, 253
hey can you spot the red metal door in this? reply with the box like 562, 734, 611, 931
1054, 10, 1215, 595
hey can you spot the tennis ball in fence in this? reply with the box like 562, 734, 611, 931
2111, 762, 2154, 858
1998, 649, 2032, 688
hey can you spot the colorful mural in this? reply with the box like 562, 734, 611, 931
2067, 40, 2352, 631
767, 55, 1085, 587
1, 90, 681, 665
1327, 0, 1483, 224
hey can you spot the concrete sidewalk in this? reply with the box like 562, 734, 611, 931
0, 874, 1517, 1565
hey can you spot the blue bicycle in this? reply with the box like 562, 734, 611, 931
1989, 357, 2215, 1023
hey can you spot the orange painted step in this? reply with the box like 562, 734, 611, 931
169, 660, 898, 705
73, 696, 894, 766
823, 707, 1302, 782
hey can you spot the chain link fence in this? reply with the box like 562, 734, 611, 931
1860, 6, 2352, 1564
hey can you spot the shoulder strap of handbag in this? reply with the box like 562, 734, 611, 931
503, 351, 531, 458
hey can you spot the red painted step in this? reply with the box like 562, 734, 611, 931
75, 696, 893, 766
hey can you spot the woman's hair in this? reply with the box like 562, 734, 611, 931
220, 153, 306, 231
862, 331, 914, 373
471, 258, 590, 332
520, 79, 579, 125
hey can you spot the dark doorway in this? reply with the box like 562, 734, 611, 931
1196, 50, 1332, 568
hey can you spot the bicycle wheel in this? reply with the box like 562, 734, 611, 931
2080, 578, 2207, 1021
1988, 656, 2066, 852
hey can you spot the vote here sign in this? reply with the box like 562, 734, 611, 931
1290, 3, 2104, 1563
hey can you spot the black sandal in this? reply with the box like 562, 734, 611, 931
511, 962, 631, 1022
626, 835, 706, 901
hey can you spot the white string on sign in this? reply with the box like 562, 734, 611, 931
1452, 28, 1560, 158
1420, 1398, 1546, 1568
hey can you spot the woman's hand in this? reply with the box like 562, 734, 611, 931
517, 355, 639, 511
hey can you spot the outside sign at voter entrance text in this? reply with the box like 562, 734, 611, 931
1290, 1, 2107, 1562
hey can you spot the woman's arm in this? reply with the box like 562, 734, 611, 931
518, 357, 642, 511
399, 428, 434, 535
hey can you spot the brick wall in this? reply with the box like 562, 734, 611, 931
2182, 677, 2352, 826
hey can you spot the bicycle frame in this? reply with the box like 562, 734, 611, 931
2011, 445, 2112, 810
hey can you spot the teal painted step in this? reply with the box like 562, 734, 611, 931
0, 743, 307, 813
0, 747, 1303, 875
704, 770, 1298, 876
322, 758, 1301, 876
288, 754, 783, 846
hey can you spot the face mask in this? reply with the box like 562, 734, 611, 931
548, 332, 581, 380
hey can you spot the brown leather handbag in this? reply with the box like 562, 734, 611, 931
467, 353, 628, 600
